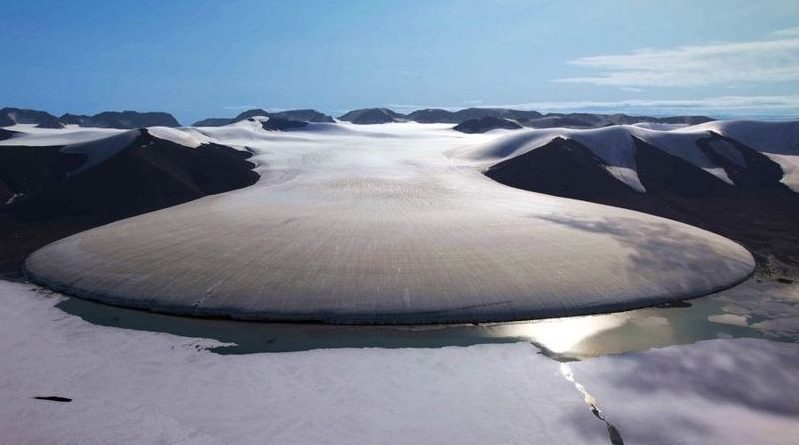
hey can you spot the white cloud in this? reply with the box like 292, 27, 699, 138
557, 33, 799, 87
375, 69, 420, 77
772, 27, 799, 37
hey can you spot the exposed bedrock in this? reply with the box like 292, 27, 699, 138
484, 130, 799, 276
337, 108, 407, 124
58, 111, 181, 129
1, 130, 258, 278
0, 107, 63, 128
453, 117, 523, 133
193, 108, 334, 127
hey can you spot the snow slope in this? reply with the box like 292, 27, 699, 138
703, 120, 799, 192
24, 122, 753, 323
0, 281, 796, 445
0, 125, 139, 175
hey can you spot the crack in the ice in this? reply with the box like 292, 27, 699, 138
559, 362, 624, 445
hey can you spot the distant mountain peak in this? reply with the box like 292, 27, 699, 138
0, 107, 63, 128
57, 111, 180, 129
193, 108, 334, 127
337, 108, 406, 124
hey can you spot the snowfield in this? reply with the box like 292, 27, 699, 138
21, 120, 753, 323
0, 281, 797, 445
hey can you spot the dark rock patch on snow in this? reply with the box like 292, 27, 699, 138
454, 117, 523, 133
33, 396, 72, 403
260, 117, 308, 131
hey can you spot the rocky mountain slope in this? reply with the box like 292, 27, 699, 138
0, 128, 258, 278
337, 108, 407, 124
193, 108, 333, 126
0, 107, 63, 128
450, 120, 799, 276
59, 111, 180, 128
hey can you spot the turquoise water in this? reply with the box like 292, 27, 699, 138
54, 278, 798, 360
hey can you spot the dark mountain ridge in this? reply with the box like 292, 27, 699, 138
59, 111, 180, 129
0, 107, 63, 128
0, 130, 258, 278
453, 117, 523, 133
337, 108, 407, 124
3, 105, 716, 129
193, 108, 334, 127
484, 131, 799, 277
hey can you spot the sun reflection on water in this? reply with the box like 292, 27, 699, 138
496, 313, 633, 355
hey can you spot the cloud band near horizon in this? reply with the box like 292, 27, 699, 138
557, 30, 799, 88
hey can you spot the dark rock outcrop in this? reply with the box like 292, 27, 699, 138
270, 109, 334, 123
538, 112, 714, 127
0, 113, 14, 127
453, 117, 523, 133
233, 108, 271, 121
193, 109, 334, 127
57, 113, 94, 126
404, 108, 710, 126
60, 111, 180, 129
486, 137, 651, 205
260, 117, 308, 131
0, 108, 63, 128
485, 135, 799, 276
337, 108, 406, 124
0, 129, 17, 141
404, 109, 458, 123
0, 130, 258, 278
456, 108, 543, 122
406, 108, 543, 124
192, 117, 234, 127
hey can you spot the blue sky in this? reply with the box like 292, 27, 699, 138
1, 0, 798, 124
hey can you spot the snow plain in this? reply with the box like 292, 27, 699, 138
1, 280, 797, 445
23, 121, 753, 323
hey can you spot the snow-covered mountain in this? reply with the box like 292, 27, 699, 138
4, 117, 797, 311
193, 108, 334, 126
451, 120, 799, 193
0, 125, 258, 278
450, 119, 799, 274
